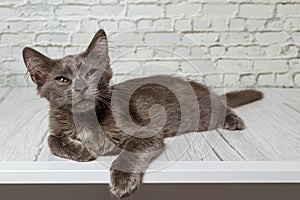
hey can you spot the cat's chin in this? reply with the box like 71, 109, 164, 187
72, 100, 95, 113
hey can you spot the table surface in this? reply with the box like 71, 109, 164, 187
0, 87, 299, 183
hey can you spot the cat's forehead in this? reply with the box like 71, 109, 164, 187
60, 55, 82, 69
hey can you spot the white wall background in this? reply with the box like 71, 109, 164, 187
0, 0, 299, 87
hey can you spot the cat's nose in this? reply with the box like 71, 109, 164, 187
74, 79, 88, 95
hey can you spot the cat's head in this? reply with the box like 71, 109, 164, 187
23, 29, 112, 113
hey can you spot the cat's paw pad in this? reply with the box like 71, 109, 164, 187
224, 114, 246, 131
109, 169, 142, 199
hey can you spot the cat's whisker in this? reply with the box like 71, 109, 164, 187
96, 97, 130, 118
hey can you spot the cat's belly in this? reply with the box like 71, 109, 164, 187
77, 128, 117, 156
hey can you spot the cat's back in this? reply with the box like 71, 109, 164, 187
112, 75, 208, 95
110, 76, 214, 134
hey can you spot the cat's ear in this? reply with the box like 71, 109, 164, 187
84, 29, 109, 61
23, 47, 53, 86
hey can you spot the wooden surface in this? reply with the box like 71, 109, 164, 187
0, 87, 299, 162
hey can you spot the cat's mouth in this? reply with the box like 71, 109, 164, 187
72, 97, 95, 112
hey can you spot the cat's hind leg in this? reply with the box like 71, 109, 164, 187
223, 109, 246, 131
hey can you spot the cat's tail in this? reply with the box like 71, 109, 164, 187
219, 90, 263, 108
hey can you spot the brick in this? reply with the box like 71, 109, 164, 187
101, 0, 118, 4
36, 33, 69, 45
265, 18, 285, 31
5, 21, 28, 32
118, 20, 136, 31
153, 19, 172, 30
229, 18, 246, 31
1, 60, 26, 74
253, 60, 288, 72
284, 18, 300, 31
0, 22, 6, 32
112, 74, 140, 85
0, 8, 15, 20
64, 46, 80, 55
1, 33, 34, 45
64, 0, 99, 4
280, 45, 298, 57
166, 3, 200, 16
202, 4, 237, 16
0, 74, 8, 87
181, 60, 216, 74
264, 44, 281, 57
137, 19, 153, 29
45, 20, 79, 32
209, 46, 225, 57
8, 74, 33, 87
175, 46, 190, 57
191, 46, 209, 57
239, 4, 274, 18
135, 48, 153, 58
247, 46, 265, 57
114, 46, 133, 54
143, 61, 178, 75
225, 46, 248, 57
47, 46, 64, 58
72, 32, 92, 45
219, 32, 251, 45
29, 0, 46, 4
277, 4, 300, 17
153, 47, 174, 58
295, 74, 300, 86
223, 74, 240, 87
111, 61, 142, 74
276, 73, 293, 87
183, 33, 218, 45
292, 32, 300, 43
246, 19, 266, 31
144, 33, 180, 46
127, 5, 161, 17
90, 5, 124, 17
110, 32, 143, 45
99, 20, 118, 32
210, 17, 228, 31
289, 59, 300, 71
217, 60, 252, 73
257, 73, 276, 86
55, 5, 89, 16
240, 74, 257, 86
204, 74, 223, 87
192, 17, 211, 31
26, 20, 45, 32
80, 19, 99, 32
0, 46, 10, 58
18, 5, 53, 17
255, 32, 290, 44
174, 19, 192, 31
47, 0, 63, 5
127, 0, 158, 3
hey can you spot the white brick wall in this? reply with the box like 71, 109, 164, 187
0, 0, 300, 87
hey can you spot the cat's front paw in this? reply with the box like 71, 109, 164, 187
109, 169, 142, 199
74, 148, 96, 162
48, 135, 96, 162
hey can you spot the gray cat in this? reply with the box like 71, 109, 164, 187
23, 29, 263, 199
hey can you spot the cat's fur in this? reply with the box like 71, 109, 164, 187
23, 29, 263, 199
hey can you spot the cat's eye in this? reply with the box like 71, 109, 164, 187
55, 76, 70, 84
86, 68, 97, 77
